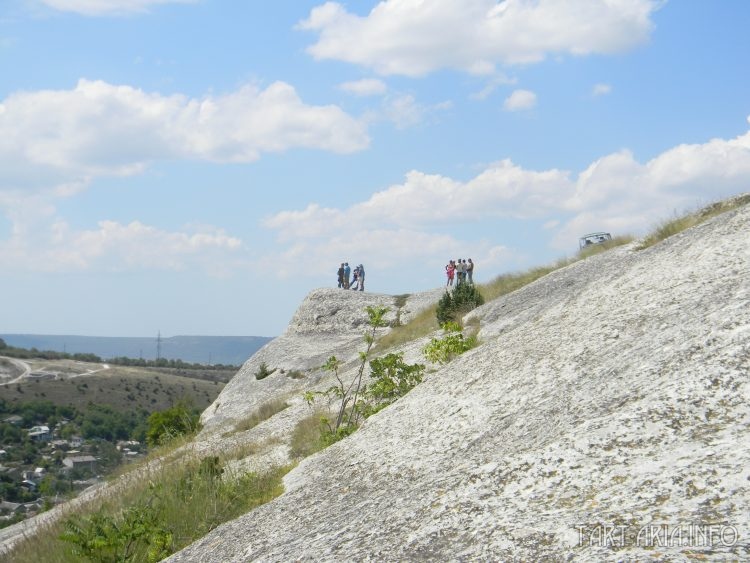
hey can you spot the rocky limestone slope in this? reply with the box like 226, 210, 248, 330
198, 287, 443, 435
169, 200, 750, 561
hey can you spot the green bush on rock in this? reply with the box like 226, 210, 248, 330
145, 402, 201, 447
436, 283, 484, 325
254, 362, 275, 380
301, 306, 425, 449
423, 322, 478, 365
360, 353, 425, 417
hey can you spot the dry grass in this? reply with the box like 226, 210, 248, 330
374, 305, 440, 352
577, 235, 634, 259
377, 235, 638, 353
478, 234, 635, 303
289, 412, 328, 460
478, 261, 568, 303
105, 431, 194, 483
636, 194, 750, 250
223, 398, 289, 437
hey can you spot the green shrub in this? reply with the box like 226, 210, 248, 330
145, 402, 200, 447
301, 307, 425, 452
360, 353, 425, 417
436, 283, 484, 325
60, 504, 173, 563
55, 457, 290, 563
316, 305, 388, 435
319, 424, 358, 447
254, 362, 275, 380
423, 322, 479, 365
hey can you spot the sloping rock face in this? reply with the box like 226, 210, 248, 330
171, 202, 750, 561
199, 287, 444, 436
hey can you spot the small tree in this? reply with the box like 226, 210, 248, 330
361, 353, 425, 417
436, 283, 484, 325
307, 306, 389, 443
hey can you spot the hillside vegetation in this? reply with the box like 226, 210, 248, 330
0, 359, 225, 414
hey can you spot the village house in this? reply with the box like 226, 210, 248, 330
62, 455, 97, 472
27, 425, 51, 442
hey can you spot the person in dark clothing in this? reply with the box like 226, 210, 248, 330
337, 263, 345, 288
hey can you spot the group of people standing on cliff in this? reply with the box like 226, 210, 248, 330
337, 262, 365, 291
446, 258, 474, 286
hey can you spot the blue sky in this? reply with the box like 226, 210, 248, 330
1, 0, 749, 338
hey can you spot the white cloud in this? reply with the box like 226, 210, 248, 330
503, 89, 537, 111
0, 79, 368, 192
470, 73, 517, 101
339, 78, 387, 96
0, 216, 243, 274
360, 93, 452, 129
592, 83, 612, 96
265, 160, 571, 240
266, 118, 750, 275
39, 0, 196, 16
382, 94, 425, 129
0, 78, 367, 275
299, 0, 659, 76
267, 227, 511, 280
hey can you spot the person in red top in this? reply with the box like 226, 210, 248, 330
445, 260, 456, 286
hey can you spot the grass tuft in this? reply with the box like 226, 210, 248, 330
636, 195, 750, 250
289, 413, 328, 460
374, 305, 440, 352
223, 399, 289, 437
478, 260, 569, 303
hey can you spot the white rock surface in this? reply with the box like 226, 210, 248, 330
198, 287, 443, 437
168, 200, 750, 561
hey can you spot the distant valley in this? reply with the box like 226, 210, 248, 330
0, 334, 274, 366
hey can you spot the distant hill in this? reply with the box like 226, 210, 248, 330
0, 334, 274, 365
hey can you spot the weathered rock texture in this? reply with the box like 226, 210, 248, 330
198, 287, 444, 437
169, 199, 750, 561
